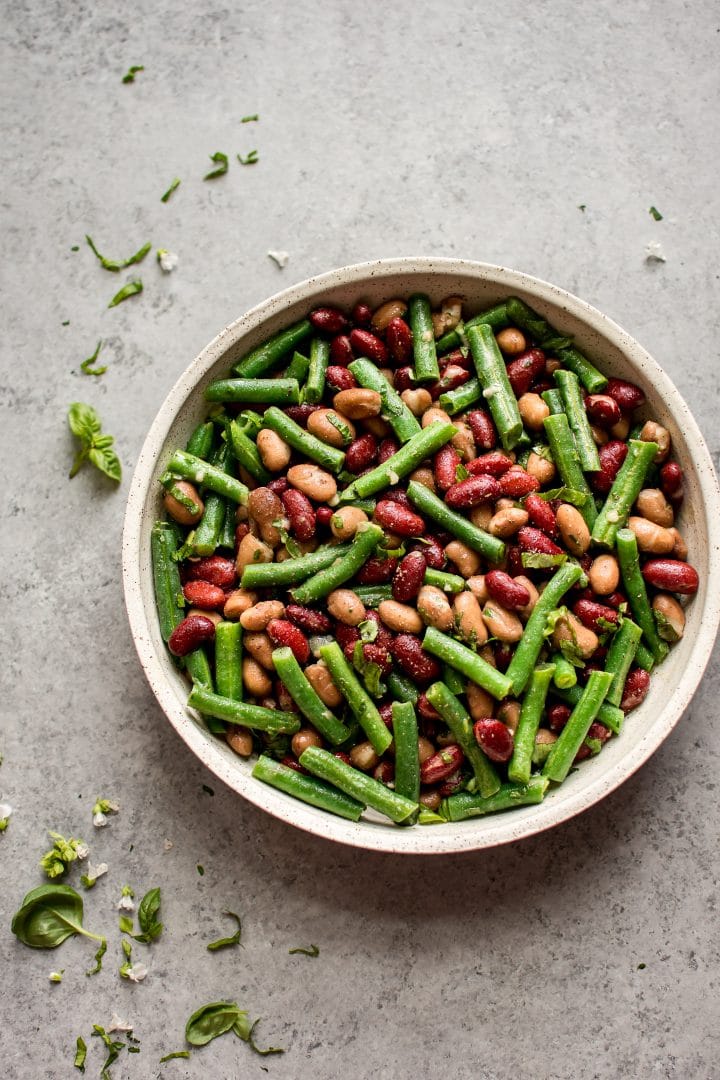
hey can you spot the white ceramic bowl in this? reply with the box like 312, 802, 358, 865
122, 258, 720, 854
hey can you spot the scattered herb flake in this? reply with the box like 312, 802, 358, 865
197, 864, 205, 876
161, 178, 181, 203
637, 962, 647, 970
122, 65, 144, 83
86, 235, 151, 273
237, 150, 259, 165
288, 944, 319, 957
160, 1051, 191, 1062
80, 341, 107, 377
207, 911, 242, 952
68, 403, 122, 482
241, 114, 259, 123
578, 204, 586, 212
108, 279, 143, 308
92, 1025, 125, 1075
202, 784, 214, 796
71, 245, 79, 251
204, 151, 229, 180
649, 206, 663, 221
49, 969, 64, 982
62, 320, 70, 326
86, 936, 107, 976
247, 1019, 284, 1056
74, 1036, 87, 1071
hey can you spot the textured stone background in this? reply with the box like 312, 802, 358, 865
1, 1, 719, 1077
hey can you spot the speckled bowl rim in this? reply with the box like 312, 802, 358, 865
122, 257, 720, 855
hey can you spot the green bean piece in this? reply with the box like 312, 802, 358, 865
508, 664, 556, 784
422, 628, 513, 700
385, 671, 419, 704
187, 686, 300, 735
439, 377, 482, 415
435, 303, 510, 355
592, 440, 659, 548
407, 481, 506, 563
262, 406, 346, 473
441, 663, 465, 696
339, 421, 456, 502
318, 643, 391, 755
284, 349, 311, 384
543, 670, 614, 783
349, 358, 421, 443
543, 413, 596, 528
550, 652, 577, 690
300, 746, 418, 824
185, 649, 215, 694
603, 618, 643, 707
227, 419, 272, 484
443, 777, 549, 821
305, 337, 331, 404
215, 621, 243, 702
423, 568, 466, 593
408, 293, 440, 382
167, 449, 249, 505
466, 322, 525, 451
218, 500, 237, 550
554, 368, 601, 472
353, 584, 393, 608
252, 755, 364, 821
186, 421, 215, 459
271, 647, 350, 745
240, 543, 351, 589
542, 388, 564, 415
191, 442, 232, 556
616, 528, 669, 663
233, 318, 313, 377
634, 642, 655, 672
504, 297, 607, 393
392, 702, 421, 803
504, 561, 584, 695
291, 524, 383, 604
426, 682, 500, 798
550, 685, 624, 735
151, 522, 186, 642
204, 378, 300, 405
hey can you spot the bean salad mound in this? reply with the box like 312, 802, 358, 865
151, 292, 697, 826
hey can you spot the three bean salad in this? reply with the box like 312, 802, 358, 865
151, 293, 697, 826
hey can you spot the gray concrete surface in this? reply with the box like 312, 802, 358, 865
1, 1, 719, 1076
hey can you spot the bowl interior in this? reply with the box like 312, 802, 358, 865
123, 258, 720, 854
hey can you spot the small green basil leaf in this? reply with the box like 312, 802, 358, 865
80, 341, 107, 377
203, 152, 229, 180
130, 886, 162, 942
160, 1051, 191, 1062
185, 1002, 243, 1046
88, 446, 122, 483
237, 150, 259, 165
92, 1026, 125, 1074
649, 206, 663, 221
108, 280, 143, 308
86, 936, 107, 976
288, 944, 319, 957
206, 910, 242, 952
12, 884, 85, 948
74, 1036, 87, 1071
122, 65, 144, 83
68, 402, 102, 442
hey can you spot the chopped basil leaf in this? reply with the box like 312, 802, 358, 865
92, 1026, 125, 1074
74, 1036, 87, 1071
197, 864, 205, 876
62, 320, 70, 326
417, 808, 447, 825
288, 944, 319, 957
86, 936, 107, 976
161, 178, 181, 203
351, 640, 385, 698
521, 552, 567, 570
649, 206, 663, 221
207, 910, 242, 951
536, 486, 588, 507
80, 341, 107, 377
237, 150, 259, 165
71, 245, 79, 251
357, 618, 379, 644
122, 65, 144, 83
455, 463, 470, 481
204, 151, 229, 180
160, 1051, 191, 1062
108, 280, 143, 308
247, 1019, 284, 1056
86, 235, 151, 273
241, 114, 259, 123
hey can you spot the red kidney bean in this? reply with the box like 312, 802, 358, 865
392, 550, 427, 602
420, 744, 465, 784
467, 409, 497, 450
531, 378, 552, 395
349, 328, 388, 364
335, 623, 361, 650
505, 348, 546, 396
466, 451, 514, 476
573, 720, 612, 762
413, 536, 446, 570
267, 619, 310, 664
276, 681, 299, 713
572, 599, 619, 633
603, 591, 627, 610
315, 505, 334, 527
168, 614, 216, 656
352, 642, 392, 674
333, 751, 353, 766
393, 366, 414, 392
434, 444, 461, 491
660, 461, 684, 506
357, 556, 398, 585
286, 403, 321, 425
438, 771, 465, 796
606, 377, 646, 412
187, 555, 236, 589
524, 493, 558, 537
285, 604, 331, 634
547, 703, 571, 733
472, 718, 514, 763
345, 433, 378, 473
309, 306, 348, 334
439, 347, 472, 371
282, 756, 307, 774
234, 523, 250, 550
485, 570, 531, 611
430, 364, 470, 400
386, 317, 413, 365
326, 365, 357, 392
499, 468, 540, 498
517, 527, 564, 555
592, 440, 629, 494
382, 488, 412, 508
379, 703, 394, 728
585, 394, 622, 427
621, 668, 651, 712
329, 334, 354, 366
416, 692, 441, 722
378, 437, 400, 464
267, 476, 289, 495
351, 301, 372, 327
281, 488, 316, 540
446, 474, 501, 508
391, 634, 441, 683
641, 559, 699, 595
506, 545, 524, 578
494, 643, 514, 671
374, 500, 425, 537
374, 761, 395, 785
182, 580, 226, 610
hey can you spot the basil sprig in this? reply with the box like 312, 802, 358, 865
67, 403, 122, 482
